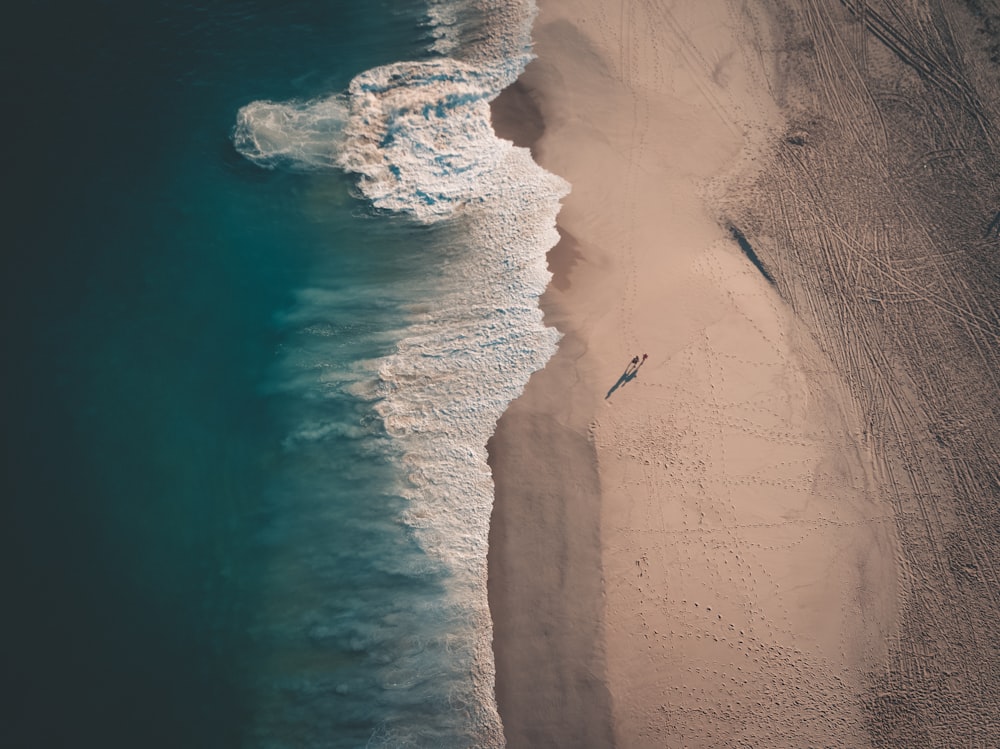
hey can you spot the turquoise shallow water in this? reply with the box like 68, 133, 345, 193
1, 2, 445, 746
4, 1, 561, 746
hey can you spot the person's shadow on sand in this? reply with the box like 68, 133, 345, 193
606, 358, 641, 399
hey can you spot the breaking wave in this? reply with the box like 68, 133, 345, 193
233, 1, 566, 746
234, 53, 539, 223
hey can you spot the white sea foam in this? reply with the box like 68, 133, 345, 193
233, 96, 348, 170
425, 0, 462, 55
234, 2, 564, 746
364, 189, 563, 746
339, 58, 531, 221
235, 55, 536, 223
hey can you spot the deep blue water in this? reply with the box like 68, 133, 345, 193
1, 2, 455, 746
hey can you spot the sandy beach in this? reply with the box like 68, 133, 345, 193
489, 0, 1000, 746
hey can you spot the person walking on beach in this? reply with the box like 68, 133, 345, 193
608, 354, 642, 398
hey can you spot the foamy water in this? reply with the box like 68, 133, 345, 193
234, 1, 566, 745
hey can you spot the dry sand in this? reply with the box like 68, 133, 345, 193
489, 0, 1000, 747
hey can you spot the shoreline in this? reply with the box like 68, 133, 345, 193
488, 78, 614, 748
486, 0, 916, 746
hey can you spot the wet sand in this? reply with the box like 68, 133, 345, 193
489, 0, 1000, 747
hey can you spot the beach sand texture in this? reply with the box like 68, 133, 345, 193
490, 0, 1000, 747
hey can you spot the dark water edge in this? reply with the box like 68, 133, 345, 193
1, 2, 432, 747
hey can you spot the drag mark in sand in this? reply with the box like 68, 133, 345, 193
723, 0, 1000, 743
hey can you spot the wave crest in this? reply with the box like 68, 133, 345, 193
234, 56, 532, 223
340, 59, 526, 220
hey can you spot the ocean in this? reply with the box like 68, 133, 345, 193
2, 1, 564, 747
